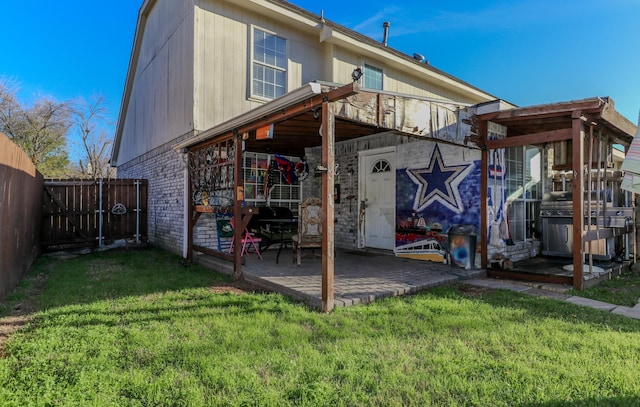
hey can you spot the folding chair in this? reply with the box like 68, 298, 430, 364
228, 218, 263, 260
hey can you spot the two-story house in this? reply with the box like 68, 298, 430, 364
111, 0, 637, 307
111, 0, 503, 258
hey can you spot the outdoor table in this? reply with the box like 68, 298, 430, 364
257, 218, 298, 263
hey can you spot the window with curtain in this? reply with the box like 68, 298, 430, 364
252, 28, 287, 100
505, 146, 543, 241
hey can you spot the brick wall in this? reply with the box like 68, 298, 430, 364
117, 142, 188, 256
119, 130, 542, 263
303, 133, 419, 249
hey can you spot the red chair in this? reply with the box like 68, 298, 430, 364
228, 218, 263, 260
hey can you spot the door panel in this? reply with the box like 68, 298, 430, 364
362, 150, 395, 250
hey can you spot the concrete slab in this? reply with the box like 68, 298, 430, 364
611, 306, 640, 320
195, 250, 640, 320
564, 296, 618, 311
196, 248, 484, 309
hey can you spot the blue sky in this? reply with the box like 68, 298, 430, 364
290, 0, 640, 122
1, 1, 138, 123
2, 0, 639, 142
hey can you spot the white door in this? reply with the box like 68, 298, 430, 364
361, 149, 396, 250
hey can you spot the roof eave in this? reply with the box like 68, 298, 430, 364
173, 82, 323, 151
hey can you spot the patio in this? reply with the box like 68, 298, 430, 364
195, 248, 485, 309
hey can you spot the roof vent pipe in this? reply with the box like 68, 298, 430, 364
382, 21, 390, 46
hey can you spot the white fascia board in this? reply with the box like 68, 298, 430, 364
173, 82, 323, 151
223, 0, 320, 31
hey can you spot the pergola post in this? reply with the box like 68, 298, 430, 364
233, 133, 244, 281
571, 112, 585, 290
321, 100, 335, 312
187, 159, 194, 264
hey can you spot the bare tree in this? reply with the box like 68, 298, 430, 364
73, 95, 116, 179
0, 78, 72, 178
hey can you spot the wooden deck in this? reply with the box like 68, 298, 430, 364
488, 256, 630, 289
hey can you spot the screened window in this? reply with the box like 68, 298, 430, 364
505, 146, 542, 242
364, 64, 383, 90
252, 28, 287, 99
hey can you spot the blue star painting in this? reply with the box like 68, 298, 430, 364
406, 144, 473, 213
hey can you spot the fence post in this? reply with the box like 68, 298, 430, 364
98, 178, 104, 248
135, 179, 141, 244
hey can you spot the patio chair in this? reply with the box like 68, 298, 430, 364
215, 213, 234, 252
228, 217, 263, 260
292, 197, 322, 266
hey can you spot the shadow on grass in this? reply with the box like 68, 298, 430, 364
1, 245, 320, 327
10, 246, 640, 336
517, 395, 640, 407
12, 246, 287, 311
28, 290, 306, 332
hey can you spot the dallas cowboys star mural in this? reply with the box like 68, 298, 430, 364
406, 144, 473, 213
395, 141, 481, 262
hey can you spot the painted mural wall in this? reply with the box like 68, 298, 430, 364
395, 141, 481, 264
486, 122, 509, 249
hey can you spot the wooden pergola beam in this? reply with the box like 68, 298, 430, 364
485, 128, 572, 149
477, 98, 605, 122
599, 102, 637, 142
232, 83, 359, 137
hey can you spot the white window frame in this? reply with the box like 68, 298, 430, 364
242, 151, 300, 213
362, 63, 384, 90
506, 145, 543, 242
250, 26, 288, 101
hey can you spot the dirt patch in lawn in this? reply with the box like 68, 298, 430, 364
209, 283, 249, 295
0, 273, 47, 358
457, 283, 494, 297
209, 279, 266, 295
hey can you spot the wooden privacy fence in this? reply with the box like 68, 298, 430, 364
1, 132, 43, 300
42, 179, 148, 251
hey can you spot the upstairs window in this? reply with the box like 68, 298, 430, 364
252, 28, 287, 99
364, 64, 383, 90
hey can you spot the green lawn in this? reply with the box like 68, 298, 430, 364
1, 247, 640, 406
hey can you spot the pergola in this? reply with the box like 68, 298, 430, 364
477, 97, 637, 289
174, 82, 479, 312
175, 82, 637, 311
